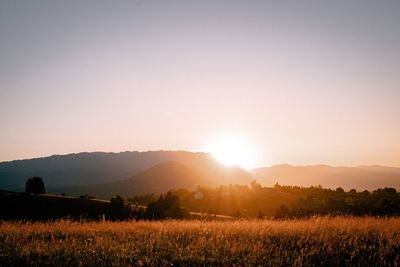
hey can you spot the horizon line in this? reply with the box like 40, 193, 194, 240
1, 150, 399, 170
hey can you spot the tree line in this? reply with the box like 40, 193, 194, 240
131, 182, 400, 218
13, 176, 400, 220
110, 192, 189, 220
274, 184, 400, 218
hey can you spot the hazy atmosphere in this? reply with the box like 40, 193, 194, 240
2, 2, 400, 266
1, 0, 400, 168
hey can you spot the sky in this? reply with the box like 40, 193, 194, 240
1, 1, 400, 168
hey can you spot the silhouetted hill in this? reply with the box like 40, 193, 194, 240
0, 151, 217, 190
253, 164, 400, 190
59, 161, 253, 199
3, 151, 399, 197
0, 190, 110, 220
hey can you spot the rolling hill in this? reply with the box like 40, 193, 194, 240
58, 161, 253, 199
0, 190, 110, 220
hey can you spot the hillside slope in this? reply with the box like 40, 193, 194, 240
0, 190, 110, 220
59, 161, 253, 199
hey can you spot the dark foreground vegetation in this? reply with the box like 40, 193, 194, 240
0, 217, 399, 266
274, 184, 400, 218
0, 190, 189, 221
2, 178, 400, 266
2, 181, 400, 221
0, 190, 110, 221
131, 182, 400, 218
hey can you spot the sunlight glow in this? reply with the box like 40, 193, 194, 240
206, 135, 257, 170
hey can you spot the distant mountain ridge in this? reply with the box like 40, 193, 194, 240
0, 151, 215, 190
1, 151, 400, 198
0, 151, 253, 194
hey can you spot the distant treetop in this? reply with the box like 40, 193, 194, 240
25, 177, 46, 194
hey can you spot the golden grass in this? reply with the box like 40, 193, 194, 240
1, 217, 399, 266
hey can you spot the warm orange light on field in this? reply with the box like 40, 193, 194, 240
206, 135, 257, 170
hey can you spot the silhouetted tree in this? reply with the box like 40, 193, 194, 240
110, 195, 133, 220
144, 191, 189, 220
25, 177, 46, 194
336, 187, 345, 194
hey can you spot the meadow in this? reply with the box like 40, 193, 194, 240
1, 217, 399, 266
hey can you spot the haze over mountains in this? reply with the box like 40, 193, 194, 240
0, 151, 399, 199
0, 151, 252, 197
0, 151, 212, 190
254, 164, 400, 191
61, 160, 252, 199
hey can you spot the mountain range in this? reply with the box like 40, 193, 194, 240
1, 151, 399, 199
0, 151, 214, 190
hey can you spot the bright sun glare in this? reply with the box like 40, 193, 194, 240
206, 135, 256, 170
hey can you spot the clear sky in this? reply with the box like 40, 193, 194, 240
1, 1, 399, 168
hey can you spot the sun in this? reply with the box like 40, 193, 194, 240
206, 135, 257, 170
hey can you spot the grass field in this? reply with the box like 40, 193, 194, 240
1, 217, 399, 266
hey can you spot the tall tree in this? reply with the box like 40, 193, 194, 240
25, 177, 46, 194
